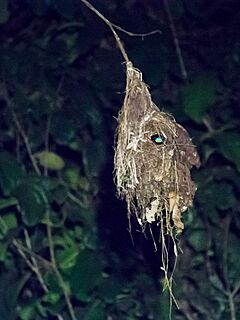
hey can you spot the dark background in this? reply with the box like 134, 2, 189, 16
0, 0, 240, 319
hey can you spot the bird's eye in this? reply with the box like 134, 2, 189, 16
151, 134, 165, 144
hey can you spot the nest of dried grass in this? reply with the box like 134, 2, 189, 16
114, 62, 200, 302
115, 62, 200, 234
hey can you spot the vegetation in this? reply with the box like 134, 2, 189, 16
0, 0, 240, 319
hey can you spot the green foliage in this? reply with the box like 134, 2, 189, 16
0, 152, 24, 196
67, 250, 102, 301
182, 73, 219, 122
216, 131, 240, 172
35, 151, 65, 170
0, 0, 9, 24
0, 1, 239, 320
14, 180, 48, 226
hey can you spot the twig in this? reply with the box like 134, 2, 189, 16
24, 229, 49, 292
202, 116, 214, 133
13, 238, 49, 293
67, 191, 88, 208
56, 20, 161, 39
44, 115, 51, 177
111, 23, 161, 38
11, 109, 41, 174
79, 0, 130, 63
163, 0, 187, 80
2, 83, 41, 176
12, 239, 52, 268
178, 300, 195, 320
222, 216, 236, 320
232, 280, 240, 297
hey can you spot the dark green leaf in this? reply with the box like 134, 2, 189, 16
0, 213, 17, 237
18, 305, 36, 320
0, 198, 18, 210
0, 272, 30, 320
0, 152, 24, 196
215, 131, 240, 172
97, 277, 123, 303
183, 73, 219, 122
67, 250, 102, 301
14, 181, 48, 226
64, 168, 80, 189
56, 246, 79, 270
50, 115, 76, 145
83, 300, 105, 320
0, 0, 9, 24
83, 141, 106, 177
187, 229, 208, 252
227, 233, 240, 285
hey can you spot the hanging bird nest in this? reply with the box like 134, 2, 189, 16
114, 62, 200, 236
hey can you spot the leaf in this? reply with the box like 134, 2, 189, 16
196, 180, 237, 222
65, 168, 80, 189
0, 242, 7, 261
187, 229, 208, 252
83, 300, 105, 320
18, 305, 36, 320
214, 182, 236, 210
51, 185, 68, 205
183, 73, 219, 122
35, 151, 65, 170
0, 152, 24, 196
56, 246, 79, 270
42, 291, 61, 305
0, 0, 9, 24
97, 277, 123, 303
83, 141, 106, 177
67, 250, 102, 301
50, 114, 76, 145
215, 131, 240, 172
0, 213, 17, 237
0, 198, 18, 210
0, 271, 30, 320
14, 181, 48, 226
227, 233, 240, 285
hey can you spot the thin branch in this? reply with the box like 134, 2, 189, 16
110, 23, 161, 38
232, 280, 240, 297
67, 191, 88, 208
163, 0, 187, 80
178, 300, 195, 320
13, 238, 49, 292
56, 21, 161, 39
79, 0, 130, 63
2, 83, 41, 175
222, 216, 236, 320
24, 229, 49, 292
202, 116, 214, 133
44, 115, 51, 176
12, 239, 52, 268
11, 108, 41, 174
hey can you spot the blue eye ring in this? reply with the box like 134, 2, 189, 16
151, 134, 165, 144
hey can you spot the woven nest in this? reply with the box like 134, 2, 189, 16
114, 62, 200, 235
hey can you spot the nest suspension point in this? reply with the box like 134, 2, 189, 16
114, 62, 200, 235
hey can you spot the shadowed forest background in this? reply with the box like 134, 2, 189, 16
0, 0, 240, 319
